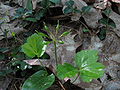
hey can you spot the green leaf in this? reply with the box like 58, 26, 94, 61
83, 28, 89, 32
59, 31, 70, 37
65, 0, 74, 7
99, 18, 116, 28
80, 75, 92, 82
49, 0, 60, 4
0, 48, 8, 52
98, 28, 106, 40
75, 50, 105, 82
103, 9, 111, 16
24, 18, 37, 22
63, 7, 73, 14
0, 53, 5, 60
80, 62, 105, 82
26, 0, 33, 10
108, 20, 116, 28
58, 40, 64, 44
36, 31, 50, 38
56, 20, 61, 31
57, 63, 78, 79
0, 69, 13, 76
41, 0, 50, 8
22, 70, 55, 90
21, 33, 48, 58
75, 50, 99, 67
99, 18, 108, 25
81, 6, 91, 13
74, 9, 81, 13
35, 9, 46, 20
12, 32, 16, 37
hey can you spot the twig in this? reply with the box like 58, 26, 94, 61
58, 81, 66, 90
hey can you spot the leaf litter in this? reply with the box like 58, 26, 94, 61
1, 0, 120, 90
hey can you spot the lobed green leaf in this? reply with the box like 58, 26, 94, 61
75, 50, 99, 67
21, 33, 48, 58
75, 50, 105, 82
57, 63, 78, 79
81, 6, 91, 14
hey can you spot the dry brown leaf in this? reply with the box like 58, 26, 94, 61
111, 0, 120, 3
32, 0, 38, 10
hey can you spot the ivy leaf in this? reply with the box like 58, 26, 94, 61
99, 18, 116, 28
65, 0, 74, 7
103, 9, 111, 16
41, 0, 50, 8
21, 33, 48, 58
81, 6, 91, 13
49, 0, 60, 4
99, 18, 108, 25
22, 70, 55, 90
75, 50, 105, 82
24, 17, 37, 22
97, 28, 106, 41
35, 9, 46, 20
63, 7, 73, 14
57, 63, 78, 79
0, 53, 5, 60
0, 48, 8, 52
63, 0, 75, 14
108, 20, 116, 28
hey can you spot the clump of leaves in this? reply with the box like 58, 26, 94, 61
63, 0, 78, 14
21, 33, 54, 90
63, 0, 91, 15
14, 0, 61, 22
57, 50, 105, 82
21, 22, 105, 90
98, 8, 116, 40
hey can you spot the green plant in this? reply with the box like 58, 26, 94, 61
63, 0, 84, 14
98, 8, 116, 40
99, 8, 116, 28
14, 0, 61, 23
57, 50, 105, 82
21, 22, 105, 90
63, 0, 91, 15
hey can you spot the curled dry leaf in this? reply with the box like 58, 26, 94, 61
94, 0, 111, 10
111, 0, 120, 3
83, 8, 102, 28
32, 0, 38, 10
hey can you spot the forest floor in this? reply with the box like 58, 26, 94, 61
0, 0, 120, 90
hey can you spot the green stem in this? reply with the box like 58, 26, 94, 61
53, 40, 58, 66
38, 57, 44, 67
72, 72, 80, 83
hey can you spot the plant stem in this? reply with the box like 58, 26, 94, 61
38, 57, 44, 67
72, 72, 80, 83
58, 81, 66, 90
53, 40, 58, 66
